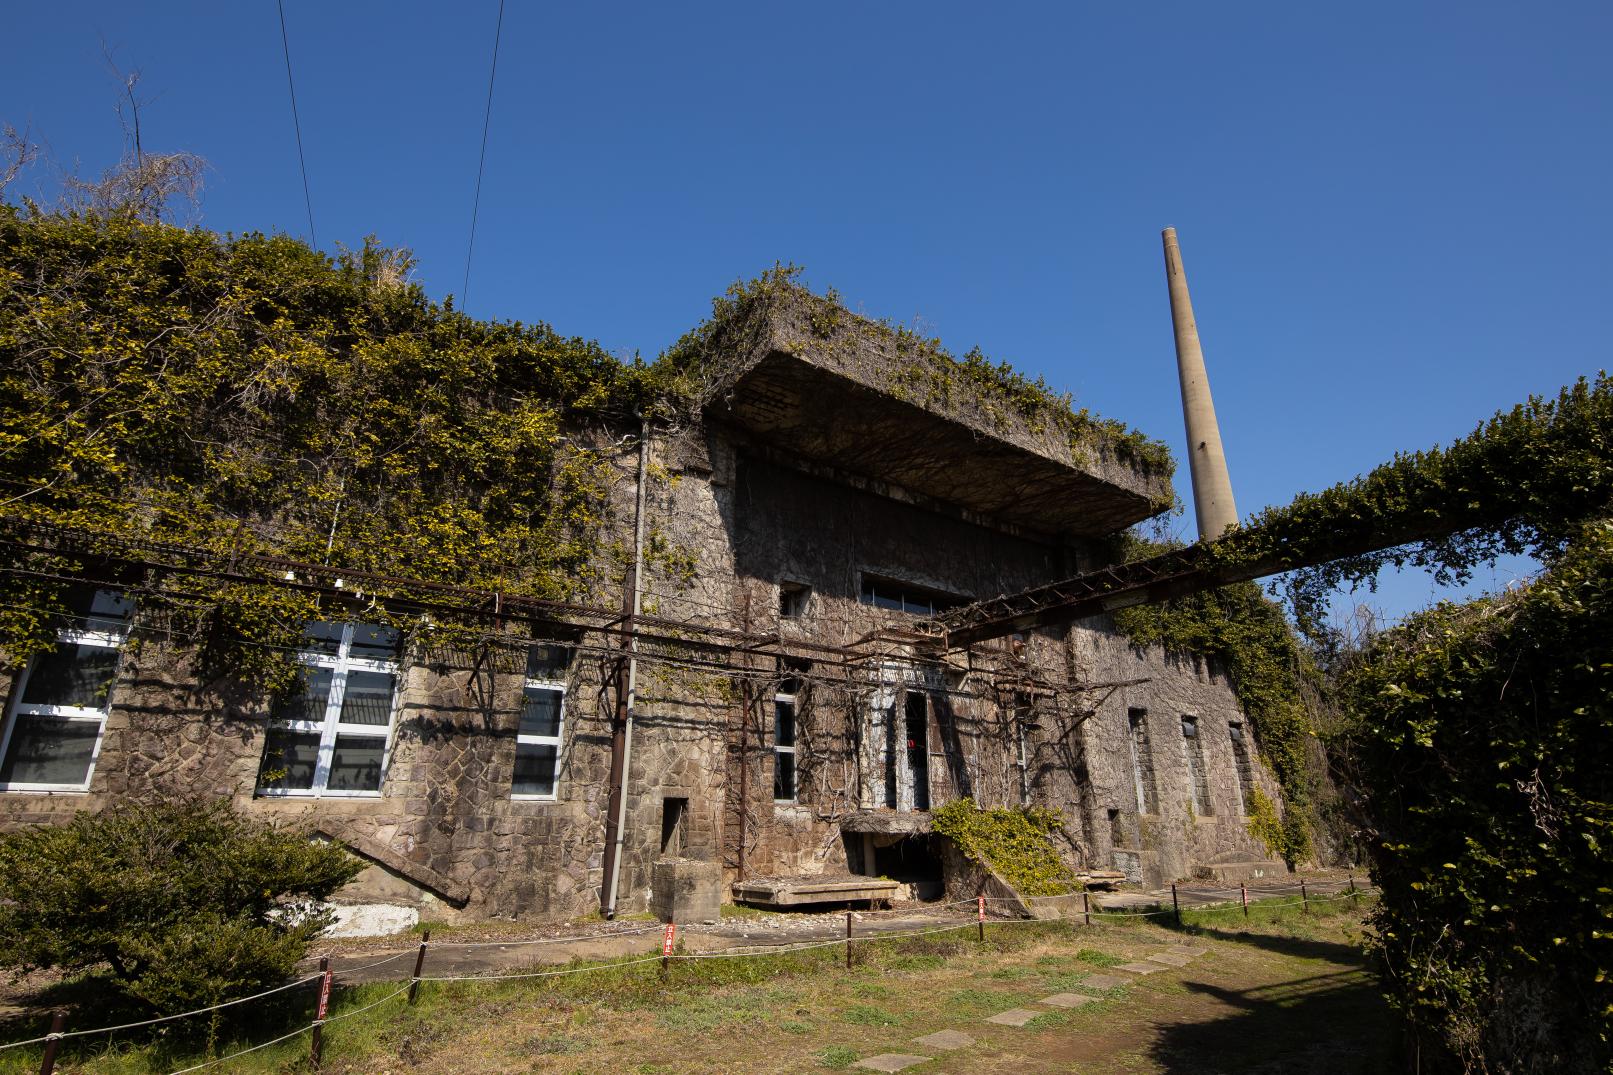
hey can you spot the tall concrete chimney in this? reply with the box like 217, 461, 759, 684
1162, 227, 1239, 540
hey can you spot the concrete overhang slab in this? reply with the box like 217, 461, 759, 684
703, 290, 1169, 538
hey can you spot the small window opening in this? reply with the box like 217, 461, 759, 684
660, 797, 688, 856
1229, 722, 1256, 814
1182, 715, 1213, 816
1107, 807, 1125, 848
858, 574, 966, 618
1127, 708, 1159, 815
778, 582, 811, 620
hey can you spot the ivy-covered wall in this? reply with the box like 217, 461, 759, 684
1336, 522, 1613, 1072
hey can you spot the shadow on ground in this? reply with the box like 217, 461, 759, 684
1148, 930, 1400, 1075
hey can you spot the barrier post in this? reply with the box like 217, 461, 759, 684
1349, 874, 1360, 910
408, 929, 431, 1005
1241, 884, 1249, 919
661, 922, 677, 977
977, 896, 985, 942
1081, 890, 1091, 928
37, 1011, 64, 1075
1301, 880, 1310, 915
311, 956, 332, 1068
845, 912, 853, 970
1171, 884, 1182, 928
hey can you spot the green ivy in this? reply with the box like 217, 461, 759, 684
931, 797, 1076, 897
1335, 521, 1613, 1070
0, 207, 667, 677
1207, 374, 1613, 648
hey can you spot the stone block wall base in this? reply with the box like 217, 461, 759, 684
651, 857, 722, 924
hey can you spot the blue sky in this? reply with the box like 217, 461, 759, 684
5, 2, 1609, 622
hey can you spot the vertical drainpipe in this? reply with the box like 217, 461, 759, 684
1162, 227, 1239, 541
602, 417, 650, 919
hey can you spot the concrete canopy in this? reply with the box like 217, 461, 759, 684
701, 289, 1169, 539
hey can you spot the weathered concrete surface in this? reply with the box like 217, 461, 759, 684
651, 858, 723, 924
1163, 227, 1239, 541
985, 1008, 1042, 1027
730, 876, 899, 909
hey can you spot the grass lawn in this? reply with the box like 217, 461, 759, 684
0, 895, 1394, 1074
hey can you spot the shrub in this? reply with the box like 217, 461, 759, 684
0, 798, 362, 1014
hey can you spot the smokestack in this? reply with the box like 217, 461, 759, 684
1162, 227, 1239, 541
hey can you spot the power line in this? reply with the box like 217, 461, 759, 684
461, 0, 506, 310
276, 0, 318, 247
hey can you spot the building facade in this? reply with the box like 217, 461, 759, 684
0, 289, 1286, 922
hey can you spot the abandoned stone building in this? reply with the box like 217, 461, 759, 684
0, 286, 1287, 925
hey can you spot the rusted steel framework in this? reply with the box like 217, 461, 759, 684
922, 510, 1475, 649
0, 514, 1132, 702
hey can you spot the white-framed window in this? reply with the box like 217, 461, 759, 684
0, 588, 132, 793
256, 622, 401, 798
774, 679, 798, 803
512, 643, 570, 800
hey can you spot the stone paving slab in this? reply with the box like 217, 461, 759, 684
1171, 946, 1208, 957
1148, 951, 1193, 966
855, 1055, 931, 1072
909, 1026, 967, 1052
1038, 992, 1098, 1008
1076, 973, 1131, 991
1118, 961, 1163, 974
986, 1008, 1043, 1027
913, 1029, 974, 1050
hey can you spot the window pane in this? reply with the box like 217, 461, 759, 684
328, 736, 386, 792
525, 644, 571, 681
349, 623, 401, 660
513, 743, 558, 796
85, 589, 134, 631
339, 671, 396, 726
0, 715, 99, 785
273, 667, 335, 724
519, 688, 562, 738
257, 728, 320, 791
21, 642, 119, 709
302, 621, 344, 656
774, 700, 796, 747
774, 751, 796, 801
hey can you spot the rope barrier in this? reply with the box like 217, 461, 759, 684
420, 953, 667, 984
322, 983, 411, 1026
0, 973, 323, 1052
164, 1023, 314, 1075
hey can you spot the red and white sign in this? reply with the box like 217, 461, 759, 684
662, 922, 677, 957
316, 968, 334, 1020
977, 896, 985, 921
